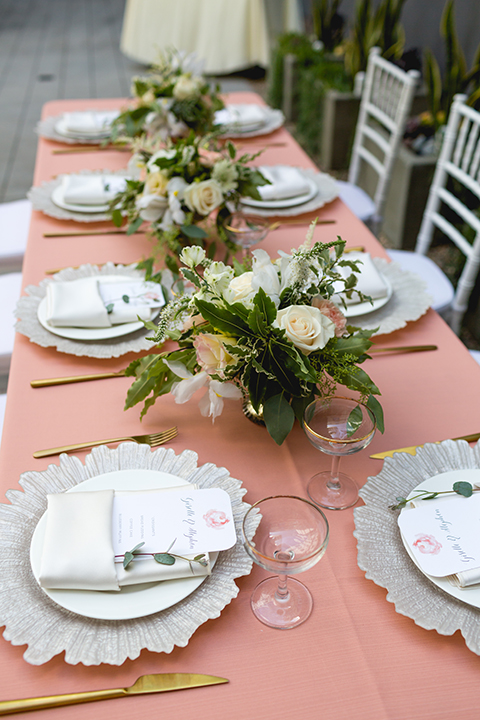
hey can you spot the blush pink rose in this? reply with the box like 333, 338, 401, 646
312, 298, 347, 337
193, 333, 237, 376
413, 534, 442, 555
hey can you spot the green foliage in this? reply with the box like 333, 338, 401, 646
390, 482, 476, 510
267, 33, 324, 109
343, 0, 407, 78
424, 0, 480, 128
312, 0, 345, 53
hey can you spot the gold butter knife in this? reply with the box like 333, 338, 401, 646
31, 370, 126, 387
0, 673, 228, 715
52, 146, 130, 154
370, 432, 480, 459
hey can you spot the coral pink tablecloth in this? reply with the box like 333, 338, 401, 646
1, 94, 480, 720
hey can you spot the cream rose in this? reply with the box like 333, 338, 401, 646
144, 170, 169, 196
274, 305, 335, 355
173, 74, 202, 101
224, 272, 255, 305
184, 179, 224, 216
193, 333, 238, 376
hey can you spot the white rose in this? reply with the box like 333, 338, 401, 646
173, 74, 202, 101
144, 170, 169, 196
135, 193, 168, 222
274, 305, 335, 355
184, 179, 224, 216
180, 246, 206, 268
224, 272, 255, 305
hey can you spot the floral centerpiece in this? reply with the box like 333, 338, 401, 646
109, 49, 224, 143
109, 133, 268, 269
124, 225, 384, 445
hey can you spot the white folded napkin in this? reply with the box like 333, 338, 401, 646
257, 166, 311, 201
61, 174, 127, 206
215, 104, 266, 131
334, 252, 389, 305
45, 277, 165, 328
62, 110, 119, 135
39, 487, 211, 592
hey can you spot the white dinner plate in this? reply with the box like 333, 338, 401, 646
241, 176, 318, 209
30, 469, 218, 620
37, 274, 157, 341
51, 184, 110, 214
342, 276, 393, 317
54, 117, 111, 140
399, 468, 480, 609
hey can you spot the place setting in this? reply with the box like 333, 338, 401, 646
15, 263, 169, 358
239, 164, 339, 218
215, 103, 285, 138
0, 443, 257, 665
332, 251, 432, 335
27, 170, 131, 222
354, 438, 480, 656
35, 109, 120, 145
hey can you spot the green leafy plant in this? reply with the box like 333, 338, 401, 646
267, 33, 324, 109
124, 226, 384, 446
424, 0, 480, 131
343, 0, 407, 79
312, 0, 345, 53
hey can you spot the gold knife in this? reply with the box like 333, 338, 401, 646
43, 229, 141, 238
31, 370, 126, 387
370, 432, 480, 459
369, 345, 437, 355
0, 673, 228, 715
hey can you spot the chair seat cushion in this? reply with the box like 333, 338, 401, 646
337, 181, 376, 222
387, 249, 454, 314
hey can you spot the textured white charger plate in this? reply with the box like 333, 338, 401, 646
0, 444, 255, 665
349, 257, 432, 335
36, 274, 153, 341
27, 169, 129, 223
30, 469, 218, 620
15, 264, 158, 359
399, 469, 480, 610
35, 112, 115, 144
218, 105, 284, 138
240, 168, 338, 217
354, 439, 480, 655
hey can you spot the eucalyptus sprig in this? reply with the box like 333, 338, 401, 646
389, 481, 477, 510
119, 540, 208, 572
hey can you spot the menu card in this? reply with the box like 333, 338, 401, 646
113, 487, 236, 562
398, 493, 480, 578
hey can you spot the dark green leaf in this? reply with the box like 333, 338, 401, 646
181, 224, 208, 239
453, 481, 473, 498
195, 298, 252, 336
106, 303, 114, 314
122, 294, 130, 303
366, 394, 384, 434
263, 393, 295, 445
127, 216, 144, 235
346, 405, 363, 436
154, 553, 176, 565
111, 208, 123, 227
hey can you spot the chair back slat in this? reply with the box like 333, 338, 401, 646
348, 47, 419, 222
415, 94, 480, 333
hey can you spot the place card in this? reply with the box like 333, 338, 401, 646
113, 487, 236, 561
398, 493, 480, 577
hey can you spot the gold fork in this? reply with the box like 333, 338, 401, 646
33, 427, 177, 459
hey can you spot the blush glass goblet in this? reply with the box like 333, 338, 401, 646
303, 396, 376, 510
242, 495, 329, 629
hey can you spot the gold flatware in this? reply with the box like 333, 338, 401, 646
370, 432, 480, 459
369, 345, 438, 355
52, 146, 130, 154
43, 229, 141, 238
0, 673, 228, 715
31, 370, 127, 387
235, 141, 287, 149
344, 245, 365, 253
33, 427, 178, 459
